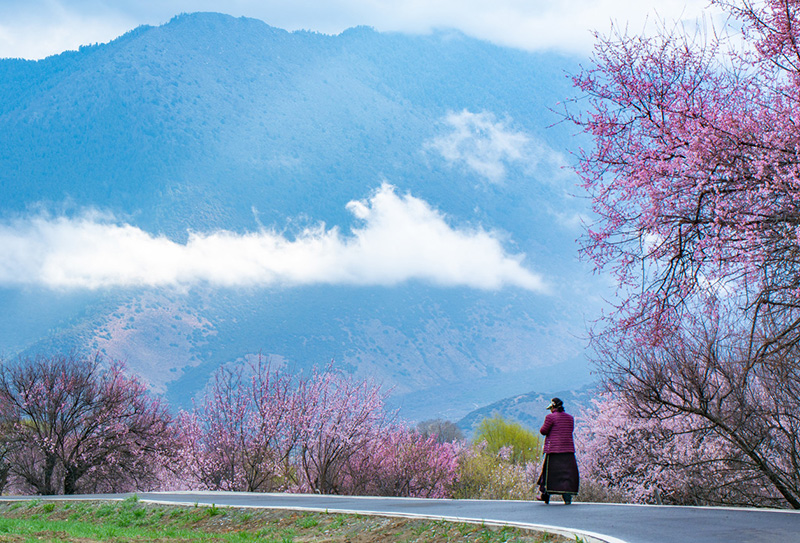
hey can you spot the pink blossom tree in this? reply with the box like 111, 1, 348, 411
178, 356, 297, 492
340, 426, 461, 498
179, 361, 464, 497
572, 0, 800, 347
294, 368, 392, 494
589, 317, 800, 507
571, 0, 800, 508
0, 353, 175, 495
577, 395, 783, 506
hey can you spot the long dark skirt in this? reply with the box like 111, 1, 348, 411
537, 452, 580, 495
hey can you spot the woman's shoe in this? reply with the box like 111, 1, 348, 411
563, 494, 572, 505
536, 492, 550, 504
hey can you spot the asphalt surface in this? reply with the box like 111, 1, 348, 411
2, 492, 798, 543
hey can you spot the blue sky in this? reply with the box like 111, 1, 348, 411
0, 0, 716, 60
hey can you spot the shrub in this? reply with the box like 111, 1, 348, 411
473, 414, 542, 465
453, 441, 538, 500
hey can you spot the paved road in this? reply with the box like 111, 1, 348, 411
3, 492, 798, 543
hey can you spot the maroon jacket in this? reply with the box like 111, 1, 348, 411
540, 411, 575, 454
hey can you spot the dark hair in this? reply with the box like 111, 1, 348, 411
548, 397, 564, 412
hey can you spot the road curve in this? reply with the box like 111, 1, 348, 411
2, 492, 798, 543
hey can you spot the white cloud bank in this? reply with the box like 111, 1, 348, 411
0, 0, 721, 59
427, 110, 568, 184
0, 184, 545, 292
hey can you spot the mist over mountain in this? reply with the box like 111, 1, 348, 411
0, 13, 602, 421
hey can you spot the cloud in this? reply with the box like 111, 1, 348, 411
0, 1, 134, 60
427, 110, 529, 183
427, 110, 568, 184
0, 184, 545, 292
0, 0, 722, 59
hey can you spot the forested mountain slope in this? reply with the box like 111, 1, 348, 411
0, 13, 598, 420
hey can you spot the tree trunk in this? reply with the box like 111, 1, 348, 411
63, 467, 80, 495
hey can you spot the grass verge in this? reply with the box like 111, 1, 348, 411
0, 495, 573, 542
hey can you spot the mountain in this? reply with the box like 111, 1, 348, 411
457, 384, 599, 438
0, 13, 603, 421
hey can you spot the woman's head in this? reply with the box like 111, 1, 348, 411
547, 397, 564, 412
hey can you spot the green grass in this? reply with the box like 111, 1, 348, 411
0, 498, 572, 542
295, 515, 319, 529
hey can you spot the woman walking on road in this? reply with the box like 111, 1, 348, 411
537, 397, 579, 504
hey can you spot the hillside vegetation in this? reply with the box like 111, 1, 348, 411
0, 13, 597, 420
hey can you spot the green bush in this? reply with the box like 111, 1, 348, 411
452, 445, 538, 500
453, 415, 544, 500
473, 414, 542, 465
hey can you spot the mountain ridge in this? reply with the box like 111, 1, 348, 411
0, 12, 599, 420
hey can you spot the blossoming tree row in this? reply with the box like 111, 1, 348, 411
0, 353, 460, 497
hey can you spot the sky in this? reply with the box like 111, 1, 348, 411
0, 0, 719, 60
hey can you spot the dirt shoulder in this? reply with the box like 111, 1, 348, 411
0, 498, 571, 542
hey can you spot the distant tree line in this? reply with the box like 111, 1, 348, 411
0, 352, 547, 500
4, 343, 799, 509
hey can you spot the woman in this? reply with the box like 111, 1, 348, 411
537, 397, 579, 504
